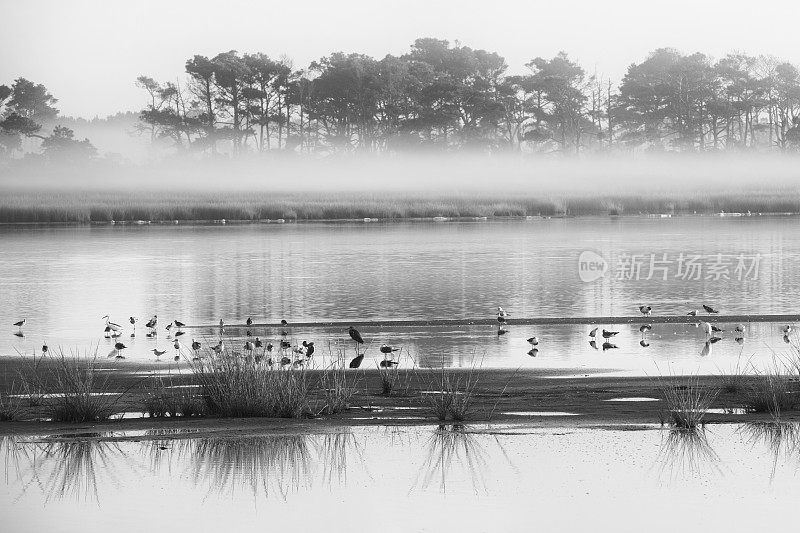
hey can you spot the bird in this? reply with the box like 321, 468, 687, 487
174, 320, 185, 328
496, 315, 507, 324
527, 336, 539, 346
687, 310, 697, 317
783, 325, 793, 334
280, 340, 291, 350
701, 322, 713, 336
379, 359, 399, 368
212, 341, 224, 354
711, 325, 724, 333
254, 338, 263, 348
602, 329, 619, 339
191, 339, 201, 351
639, 324, 652, 333
589, 340, 598, 350
13, 331, 24, 338
497, 307, 509, 318
129, 317, 137, 330
281, 319, 288, 326
702, 304, 719, 314
153, 348, 166, 357
244, 341, 254, 352
173, 339, 181, 351
735, 324, 746, 334
175, 330, 186, 337
589, 327, 598, 338
527, 348, 538, 357
174, 355, 180, 363
735, 337, 744, 345
103, 316, 122, 333
784, 334, 791, 344
42, 343, 48, 354
13, 318, 26, 328
266, 343, 274, 352
640, 340, 650, 347
114, 342, 127, 351
639, 305, 652, 317
349, 354, 365, 368
219, 318, 225, 329
497, 326, 507, 335
145, 315, 157, 329
303, 341, 315, 357
348, 326, 364, 344
165, 323, 173, 333
380, 344, 399, 355
602, 342, 618, 351
280, 356, 291, 366
246, 317, 253, 327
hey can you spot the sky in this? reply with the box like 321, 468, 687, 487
2, 0, 799, 118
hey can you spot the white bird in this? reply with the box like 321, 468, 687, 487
526, 336, 539, 346
102, 315, 123, 333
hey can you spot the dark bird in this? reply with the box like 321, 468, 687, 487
602, 342, 618, 351
527, 336, 539, 346
146, 332, 155, 338
349, 354, 365, 368
708, 336, 722, 344
254, 338, 263, 348
174, 331, 186, 337
145, 315, 157, 329
280, 340, 291, 350
602, 329, 619, 339
13, 331, 24, 338
527, 348, 539, 357
302, 341, 315, 357
783, 325, 792, 334
380, 344, 399, 355
280, 356, 291, 366
174, 320, 185, 328
702, 305, 719, 314
589, 340, 598, 350
348, 326, 364, 344
589, 327, 598, 338
281, 319, 288, 326
114, 342, 127, 351
639, 305, 652, 316
735, 337, 744, 345
379, 359, 399, 368
246, 317, 253, 327
191, 339, 201, 351
639, 324, 652, 333
735, 324, 746, 334
152, 348, 166, 357
266, 343, 274, 352
115, 354, 125, 360
497, 327, 507, 336
42, 343, 48, 354
687, 310, 697, 316
166, 323, 173, 333
497, 315, 507, 324
640, 340, 650, 347
173, 355, 180, 363
711, 325, 724, 333
281, 330, 289, 337
246, 330, 252, 337
784, 334, 791, 344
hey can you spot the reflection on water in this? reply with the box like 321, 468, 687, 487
6, 423, 800, 531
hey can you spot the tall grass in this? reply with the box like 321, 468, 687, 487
659, 376, 718, 429
3, 189, 800, 223
191, 354, 311, 418
143, 376, 204, 418
317, 349, 360, 415
0, 386, 22, 421
428, 370, 479, 422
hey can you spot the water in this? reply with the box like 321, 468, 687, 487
2, 422, 799, 532
2, 217, 800, 372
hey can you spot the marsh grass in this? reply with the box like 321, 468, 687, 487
0, 386, 22, 421
658, 376, 718, 429
428, 370, 479, 422
191, 353, 311, 418
745, 371, 796, 417
143, 376, 204, 418
379, 365, 400, 395
317, 350, 360, 415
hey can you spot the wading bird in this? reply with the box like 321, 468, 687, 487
302, 341, 315, 357
380, 344, 399, 355
246, 317, 253, 327
153, 348, 166, 358
175, 331, 185, 337
13, 318, 26, 328
254, 338, 263, 348
349, 326, 364, 346
687, 310, 697, 317
379, 359, 399, 368
349, 354, 365, 368
527, 336, 539, 346
191, 339, 201, 351
639, 324, 652, 333
602, 342, 618, 351
711, 325, 724, 333
103, 316, 122, 333
602, 329, 619, 339
42, 343, 48, 355
702, 304, 719, 314
735, 324, 746, 334
639, 305, 652, 317
589, 340, 598, 350
640, 340, 650, 347
708, 336, 722, 344
783, 325, 793, 334
589, 327, 597, 338
174, 320, 185, 328
145, 315, 157, 329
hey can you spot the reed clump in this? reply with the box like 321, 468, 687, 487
659, 377, 718, 429
143, 377, 204, 418
427, 370, 478, 422
41, 351, 122, 422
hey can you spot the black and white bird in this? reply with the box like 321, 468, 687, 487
640, 340, 650, 347
302, 341, 315, 357
42, 343, 48, 354
145, 315, 158, 329
602, 329, 619, 339
281, 319, 288, 326
174, 320, 185, 328
13, 318, 26, 328
379, 359, 399, 368
639, 324, 652, 333
702, 304, 719, 314
527, 336, 539, 346
783, 325, 792, 335
103, 316, 123, 333
153, 348, 166, 358
380, 344, 399, 355
639, 305, 652, 317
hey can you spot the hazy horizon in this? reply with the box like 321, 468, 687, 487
2, 0, 799, 118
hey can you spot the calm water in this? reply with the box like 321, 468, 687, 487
2, 422, 800, 532
2, 218, 800, 372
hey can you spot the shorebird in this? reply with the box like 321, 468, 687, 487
589, 327, 598, 338
266, 342, 274, 352
254, 338, 263, 348
602, 342, 618, 351
687, 310, 697, 317
640, 340, 650, 347
103, 316, 122, 333
191, 339, 201, 351
349, 354, 365, 368
246, 317, 253, 327
639, 305, 652, 317
349, 326, 364, 345
165, 323, 173, 335
701, 322, 712, 336
589, 340, 598, 350
303, 341, 315, 357
702, 304, 719, 314
114, 342, 127, 351
735, 324, 746, 334
708, 336, 722, 344
527, 336, 539, 346
527, 348, 539, 357
153, 348, 166, 357
280, 340, 291, 350
173, 339, 181, 351
145, 315, 157, 329
13, 318, 26, 328
174, 320, 185, 328
380, 344, 399, 355
42, 343, 48, 354
711, 325, 724, 333
783, 325, 793, 334
281, 319, 288, 326
212, 340, 224, 354
244, 341, 254, 352
175, 330, 185, 337
639, 324, 652, 333
602, 329, 619, 339
497, 326, 507, 335
379, 359, 399, 368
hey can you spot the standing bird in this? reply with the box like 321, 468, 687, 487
246, 317, 253, 327
379, 359, 399, 368
527, 336, 539, 346
349, 354, 365, 368
380, 344, 399, 355
302, 341, 315, 357
152, 348, 166, 358
174, 320, 185, 328
114, 341, 127, 351
13, 318, 26, 329
589, 327, 598, 338
783, 325, 792, 335
702, 305, 719, 314
212, 340, 224, 354
281, 319, 289, 326
735, 324, 746, 334
244, 341, 254, 352
497, 307, 509, 318
42, 343, 48, 355
254, 338, 263, 349
191, 339, 201, 352
348, 326, 364, 345
145, 315, 158, 329
639, 324, 652, 333
602, 329, 619, 339
103, 316, 122, 333
497, 326, 507, 336
639, 305, 652, 317
687, 310, 698, 317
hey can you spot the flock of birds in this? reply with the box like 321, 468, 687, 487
12, 315, 401, 369
11, 303, 797, 363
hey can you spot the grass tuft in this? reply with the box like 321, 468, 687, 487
659, 377, 718, 429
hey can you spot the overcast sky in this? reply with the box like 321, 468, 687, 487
2, 0, 799, 118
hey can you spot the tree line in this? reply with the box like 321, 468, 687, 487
3, 39, 800, 161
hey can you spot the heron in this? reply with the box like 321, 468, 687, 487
589, 327, 598, 338
527, 336, 539, 346
174, 320, 185, 328
303, 341, 315, 357
602, 329, 619, 339
639, 305, 652, 317
246, 317, 253, 327
13, 318, 26, 328
349, 354, 365, 368
702, 304, 719, 314
348, 326, 364, 352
